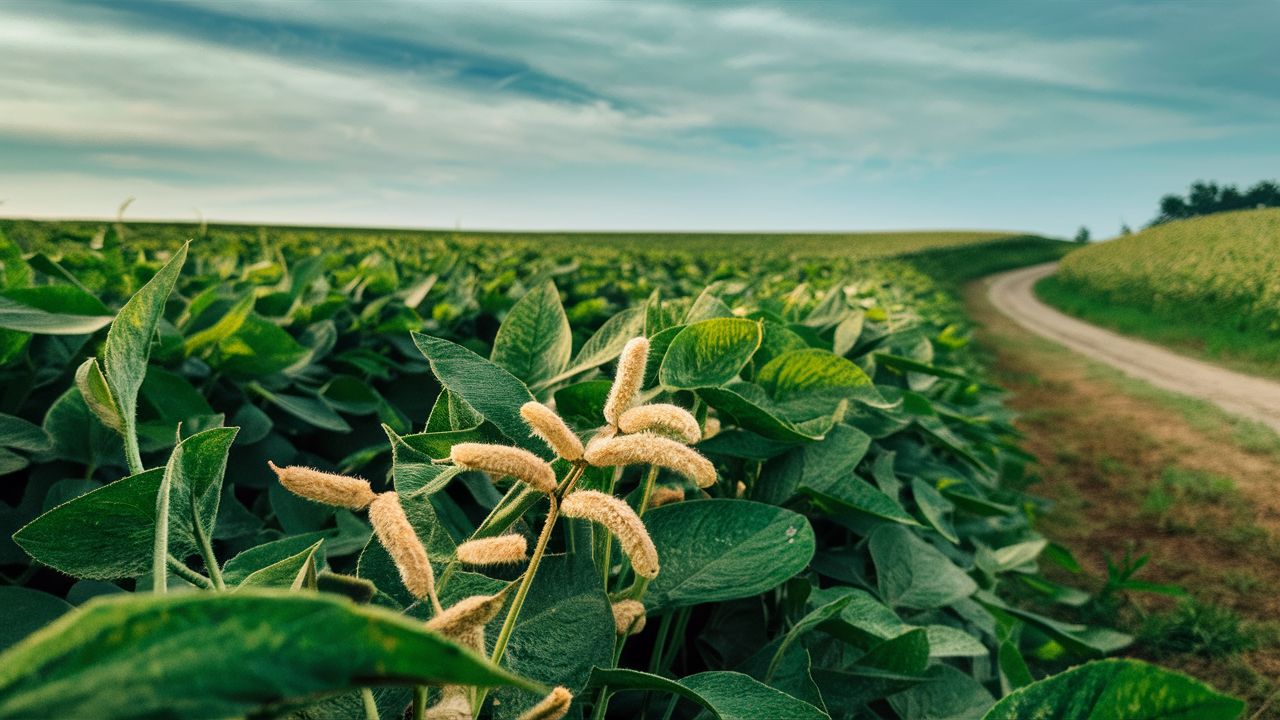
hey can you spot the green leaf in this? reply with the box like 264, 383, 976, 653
533, 306, 645, 390
184, 293, 253, 356
889, 664, 995, 720
586, 668, 828, 720
659, 318, 762, 390
0, 590, 542, 719
766, 593, 854, 681
912, 477, 959, 543
0, 413, 52, 454
981, 659, 1244, 720
254, 385, 351, 432
756, 348, 887, 420
645, 500, 816, 612
0, 286, 112, 335
221, 532, 330, 586
0, 588, 73, 652
163, 427, 238, 557
492, 280, 571, 387
13, 468, 164, 580
698, 383, 835, 443
235, 538, 322, 590
411, 332, 541, 456
869, 524, 978, 609
493, 554, 614, 718
212, 315, 309, 377
102, 243, 188, 438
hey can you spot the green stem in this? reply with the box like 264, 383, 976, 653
124, 422, 144, 477
152, 470, 171, 593
637, 465, 660, 518
659, 607, 690, 673
475, 462, 587, 718
191, 502, 224, 590
360, 688, 380, 720
412, 686, 426, 720
166, 554, 212, 588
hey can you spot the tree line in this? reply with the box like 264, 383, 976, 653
1152, 179, 1280, 225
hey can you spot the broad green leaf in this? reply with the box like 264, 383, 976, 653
40, 388, 121, 469
492, 280, 571, 387
912, 477, 959, 543
977, 592, 1133, 657
889, 664, 995, 720
869, 525, 978, 609
981, 659, 1244, 720
411, 332, 542, 456
757, 423, 868, 505
0, 588, 73, 652
660, 318, 762, 390
856, 628, 930, 675
0, 286, 112, 335
213, 315, 308, 377
552, 380, 610, 427
101, 243, 188, 439
236, 539, 322, 590
0, 590, 542, 719
645, 500, 816, 612
586, 668, 828, 720
184, 294, 253, 356
0, 413, 52, 454
699, 383, 834, 443
534, 306, 645, 390
767, 593, 853, 681
756, 348, 886, 420
13, 468, 165, 580
253, 385, 351, 432
222, 532, 330, 586
493, 554, 614, 718
164, 427, 238, 557
684, 288, 734, 323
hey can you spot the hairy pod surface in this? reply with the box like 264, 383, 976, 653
516, 686, 573, 720
455, 534, 529, 565
617, 403, 701, 444
610, 599, 647, 636
368, 492, 436, 603
450, 442, 557, 494
603, 336, 649, 425
520, 401, 585, 460
648, 485, 685, 508
425, 592, 508, 640
559, 490, 659, 579
424, 686, 472, 720
584, 433, 716, 488
268, 461, 376, 510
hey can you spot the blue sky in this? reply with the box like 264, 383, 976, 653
1, 0, 1277, 238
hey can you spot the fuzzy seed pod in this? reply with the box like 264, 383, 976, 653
618, 404, 701, 445
603, 337, 649, 425
648, 486, 685, 509
369, 492, 437, 604
425, 686, 472, 720
455, 535, 529, 566
559, 490, 659, 579
702, 417, 721, 440
611, 599, 647, 636
450, 443, 557, 494
520, 402, 585, 461
268, 461, 376, 510
736, 480, 747, 498
516, 687, 573, 720
584, 433, 716, 489
425, 592, 508, 641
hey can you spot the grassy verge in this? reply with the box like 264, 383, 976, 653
1035, 273, 1280, 381
966, 278, 1280, 713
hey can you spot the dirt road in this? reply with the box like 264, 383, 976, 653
985, 262, 1280, 433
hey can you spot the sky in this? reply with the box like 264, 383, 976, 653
1, 0, 1278, 238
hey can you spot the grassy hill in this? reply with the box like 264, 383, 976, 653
1039, 208, 1280, 377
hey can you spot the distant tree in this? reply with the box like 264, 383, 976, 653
1150, 179, 1280, 225
1074, 226, 1091, 244
1119, 223, 1132, 236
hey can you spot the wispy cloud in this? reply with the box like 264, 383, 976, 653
0, 0, 1277, 235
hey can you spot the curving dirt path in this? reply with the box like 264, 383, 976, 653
985, 262, 1280, 433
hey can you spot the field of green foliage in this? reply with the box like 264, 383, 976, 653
0, 220, 1242, 719
1042, 209, 1280, 373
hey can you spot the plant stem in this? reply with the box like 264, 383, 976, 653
648, 612, 673, 675
166, 554, 212, 588
152, 470, 171, 593
124, 423, 144, 477
360, 688, 380, 720
412, 686, 426, 720
475, 462, 586, 718
637, 465, 660, 517
191, 501, 224, 590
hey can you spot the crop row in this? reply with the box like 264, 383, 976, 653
0, 223, 1238, 718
